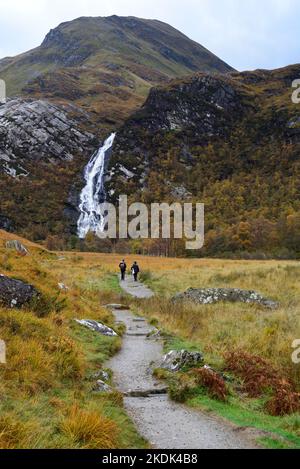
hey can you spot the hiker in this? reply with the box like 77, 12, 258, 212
119, 259, 127, 281
131, 261, 140, 282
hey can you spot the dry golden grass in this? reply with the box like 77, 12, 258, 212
0, 414, 39, 449
59, 404, 119, 449
0, 231, 141, 449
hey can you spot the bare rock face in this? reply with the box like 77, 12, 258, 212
137, 74, 243, 133
160, 350, 204, 372
106, 73, 246, 201
0, 275, 39, 308
173, 288, 279, 309
0, 98, 97, 177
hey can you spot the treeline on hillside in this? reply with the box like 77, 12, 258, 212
41, 209, 300, 259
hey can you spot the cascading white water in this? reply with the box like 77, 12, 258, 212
77, 133, 116, 238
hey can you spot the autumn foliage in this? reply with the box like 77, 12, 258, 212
224, 350, 300, 416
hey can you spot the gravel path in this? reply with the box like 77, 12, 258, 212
119, 275, 154, 299
107, 277, 258, 449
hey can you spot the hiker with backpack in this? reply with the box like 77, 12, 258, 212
119, 259, 127, 281
131, 261, 140, 282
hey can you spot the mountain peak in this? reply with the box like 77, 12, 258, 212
38, 15, 234, 72
0, 15, 234, 128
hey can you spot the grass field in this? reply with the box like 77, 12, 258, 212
0, 230, 299, 448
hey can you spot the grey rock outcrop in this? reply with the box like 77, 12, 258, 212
5, 240, 28, 256
0, 98, 97, 177
173, 288, 279, 309
140, 74, 243, 133
75, 319, 118, 337
159, 350, 204, 372
0, 274, 39, 308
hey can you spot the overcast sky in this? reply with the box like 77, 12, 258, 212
0, 0, 298, 71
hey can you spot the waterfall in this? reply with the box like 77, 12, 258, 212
77, 133, 116, 239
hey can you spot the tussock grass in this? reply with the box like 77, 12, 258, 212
0, 232, 146, 449
0, 414, 40, 449
59, 404, 119, 449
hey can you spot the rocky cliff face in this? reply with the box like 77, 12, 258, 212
107, 64, 300, 200
105, 64, 300, 256
123, 73, 245, 134
0, 99, 98, 177
0, 98, 100, 236
106, 72, 250, 198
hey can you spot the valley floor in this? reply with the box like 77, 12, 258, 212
0, 231, 299, 449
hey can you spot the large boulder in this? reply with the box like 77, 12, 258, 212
173, 288, 279, 309
159, 350, 204, 372
0, 274, 39, 308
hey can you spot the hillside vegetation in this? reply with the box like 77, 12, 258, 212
0, 231, 146, 448
107, 64, 300, 258
0, 232, 299, 448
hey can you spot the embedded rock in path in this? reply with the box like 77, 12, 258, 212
0, 274, 39, 308
5, 240, 28, 256
75, 319, 118, 336
160, 350, 204, 372
104, 304, 129, 310
173, 288, 279, 309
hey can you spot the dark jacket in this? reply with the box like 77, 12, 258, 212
131, 264, 140, 274
119, 262, 127, 272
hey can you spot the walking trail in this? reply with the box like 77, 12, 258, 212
107, 275, 258, 449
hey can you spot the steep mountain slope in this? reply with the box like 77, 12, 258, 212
0, 16, 234, 242
0, 16, 234, 128
106, 64, 300, 256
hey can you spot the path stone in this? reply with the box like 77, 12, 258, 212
104, 304, 129, 310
